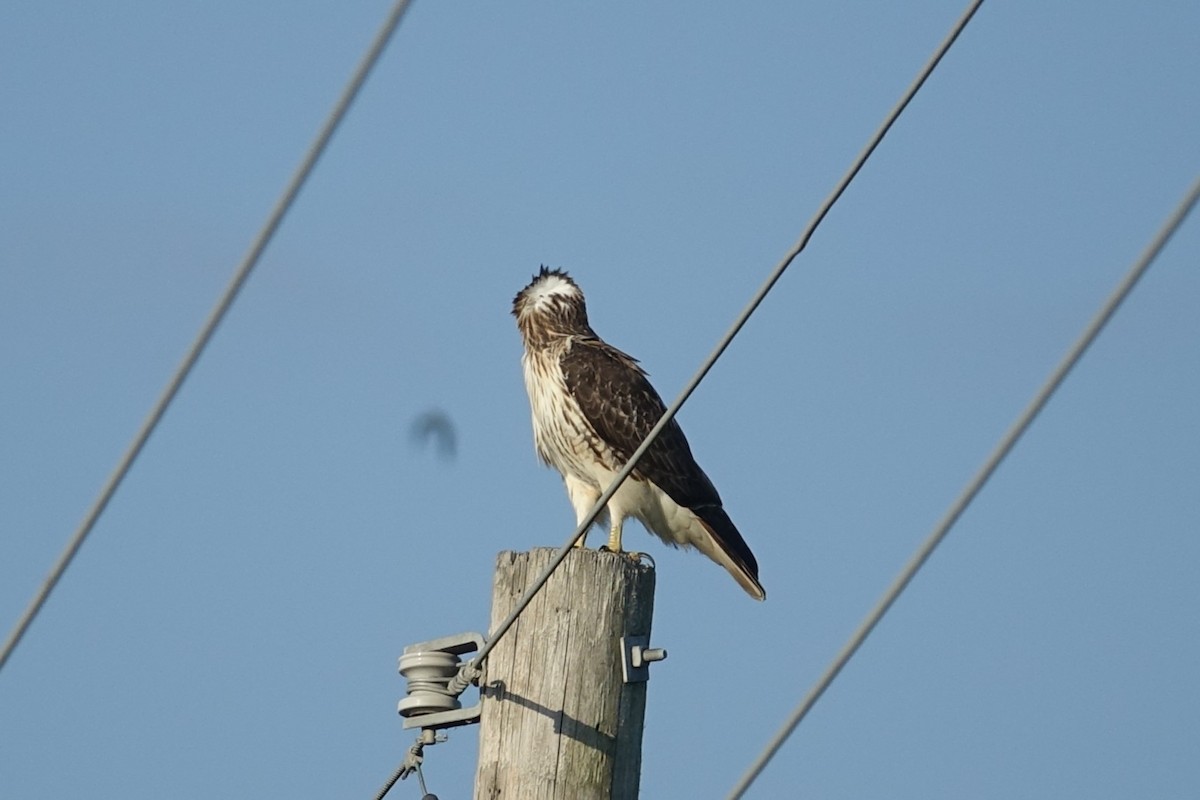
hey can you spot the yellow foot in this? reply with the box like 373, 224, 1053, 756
605, 525, 623, 553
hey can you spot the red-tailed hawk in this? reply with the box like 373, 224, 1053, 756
513, 267, 765, 600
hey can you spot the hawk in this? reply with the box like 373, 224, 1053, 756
513, 266, 765, 600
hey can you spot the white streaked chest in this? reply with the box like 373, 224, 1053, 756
521, 342, 619, 482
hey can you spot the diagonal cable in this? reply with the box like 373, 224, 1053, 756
373, 764, 406, 800
0, 0, 416, 674
725, 173, 1200, 799
458, 0, 986, 682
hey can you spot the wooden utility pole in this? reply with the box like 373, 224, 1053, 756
473, 547, 657, 800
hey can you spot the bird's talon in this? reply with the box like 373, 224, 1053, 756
628, 551, 654, 567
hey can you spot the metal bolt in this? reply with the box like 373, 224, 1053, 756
631, 645, 667, 669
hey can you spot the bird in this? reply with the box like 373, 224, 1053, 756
512, 266, 765, 600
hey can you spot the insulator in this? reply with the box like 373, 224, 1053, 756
398, 650, 462, 718
396, 631, 485, 730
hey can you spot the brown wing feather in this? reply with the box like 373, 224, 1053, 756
560, 337, 761, 583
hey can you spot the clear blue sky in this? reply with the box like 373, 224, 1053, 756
2, 2, 1198, 797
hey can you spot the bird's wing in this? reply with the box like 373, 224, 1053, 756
560, 337, 718, 508
561, 338, 762, 597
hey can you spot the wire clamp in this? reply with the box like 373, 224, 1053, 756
620, 634, 667, 684
397, 728, 445, 799
397, 631, 485, 730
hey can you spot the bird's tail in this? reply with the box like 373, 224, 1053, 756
692, 505, 766, 601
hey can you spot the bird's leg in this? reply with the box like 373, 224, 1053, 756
605, 518, 624, 553
600, 520, 648, 563
599, 517, 642, 561
573, 530, 589, 548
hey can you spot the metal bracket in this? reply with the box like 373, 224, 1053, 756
620, 634, 667, 684
397, 631, 485, 730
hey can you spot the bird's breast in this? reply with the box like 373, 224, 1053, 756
522, 348, 620, 483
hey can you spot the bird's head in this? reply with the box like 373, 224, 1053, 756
513, 266, 592, 345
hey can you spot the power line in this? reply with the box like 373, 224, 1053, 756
724, 174, 1200, 799
373, 764, 406, 800
454, 0, 986, 692
0, 0, 416, 674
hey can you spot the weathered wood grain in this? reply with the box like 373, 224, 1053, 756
474, 547, 656, 800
